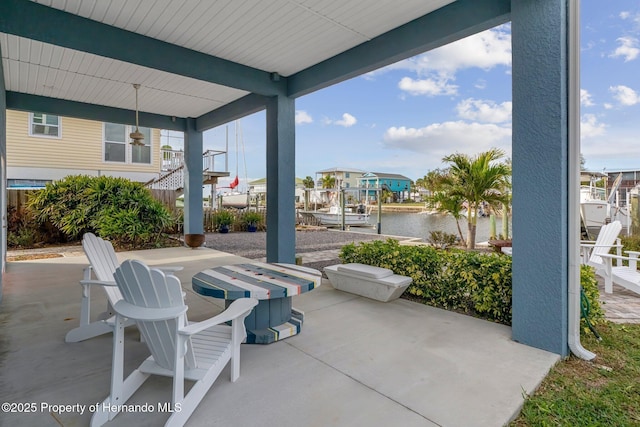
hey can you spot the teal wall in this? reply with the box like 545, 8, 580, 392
511, 0, 569, 356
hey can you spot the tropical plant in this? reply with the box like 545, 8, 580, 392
242, 211, 263, 231
424, 168, 466, 245
302, 176, 315, 188
321, 175, 336, 189
243, 211, 263, 226
441, 149, 511, 249
26, 175, 172, 246
213, 210, 235, 229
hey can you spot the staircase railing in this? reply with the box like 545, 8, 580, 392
147, 149, 227, 191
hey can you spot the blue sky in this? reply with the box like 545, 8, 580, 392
204, 1, 640, 191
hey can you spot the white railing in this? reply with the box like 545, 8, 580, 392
149, 149, 228, 191
203, 149, 226, 172
161, 149, 184, 172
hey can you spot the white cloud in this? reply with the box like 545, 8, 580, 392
580, 114, 606, 139
610, 85, 640, 106
610, 37, 640, 62
455, 98, 512, 124
392, 27, 511, 76
474, 79, 487, 90
383, 121, 512, 157
329, 113, 357, 127
398, 77, 457, 97
620, 11, 631, 20
364, 26, 511, 81
295, 110, 313, 125
580, 89, 594, 107
604, 103, 613, 110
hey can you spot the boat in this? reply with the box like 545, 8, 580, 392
301, 204, 370, 227
580, 172, 630, 237
221, 191, 250, 209
217, 121, 250, 209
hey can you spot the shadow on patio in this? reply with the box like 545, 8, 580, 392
0, 246, 558, 427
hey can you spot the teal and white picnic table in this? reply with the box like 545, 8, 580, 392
192, 262, 321, 344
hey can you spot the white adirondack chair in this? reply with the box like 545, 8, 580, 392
580, 221, 622, 275
599, 252, 640, 295
91, 260, 258, 427
65, 233, 183, 343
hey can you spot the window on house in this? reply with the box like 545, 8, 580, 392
104, 123, 151, 164
30, 113, 60, 137
104, 123, 127, 162
345, 172, 350, 178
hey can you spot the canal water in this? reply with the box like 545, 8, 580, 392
355, 212, 511, 244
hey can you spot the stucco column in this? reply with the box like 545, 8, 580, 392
0, 42, 6, 301
265, 95, 296, 263
511, 0, 570, 356
183, 117, 204, 236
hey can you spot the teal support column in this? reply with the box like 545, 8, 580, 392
265, 95, 296, 263
183, 117, 204, 236
0, 43, 6, 302
511, 0, 569, 356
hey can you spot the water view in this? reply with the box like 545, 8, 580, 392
356, 212, 511, 244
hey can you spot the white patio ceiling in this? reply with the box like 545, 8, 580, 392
1, 0, 456, 120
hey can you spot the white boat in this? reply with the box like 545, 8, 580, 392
221, 191, 250, 209
303, 205, 370, 227
580, 172, 630, 236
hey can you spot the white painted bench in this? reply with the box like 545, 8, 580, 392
324, 263, 412, 302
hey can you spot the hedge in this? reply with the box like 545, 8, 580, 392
340, 239, 603, 328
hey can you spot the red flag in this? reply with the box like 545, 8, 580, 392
229, 175, 239, 189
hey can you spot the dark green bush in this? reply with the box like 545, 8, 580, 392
340, 239, 602, 327
580, 264, 604, 328
27, 175, 172, 247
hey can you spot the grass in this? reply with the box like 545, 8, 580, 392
511, 322, 640, 426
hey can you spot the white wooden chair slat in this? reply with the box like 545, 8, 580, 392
65, 233, 183, 343
579, 221, 623, 288
600, 253, 640, 295
91, 260, 257, 427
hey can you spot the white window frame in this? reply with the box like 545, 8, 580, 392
29, 112, 61, 139
103, 123, 152, 165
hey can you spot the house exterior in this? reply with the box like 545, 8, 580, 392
315, 167, 364, 189
6, 110, 163, 188
360, 172, 412, 202
248, 177, 306, 205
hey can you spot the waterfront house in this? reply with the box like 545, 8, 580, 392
360, 172, 412, 202
1, 0, 582, 359
315, 167, 365, 189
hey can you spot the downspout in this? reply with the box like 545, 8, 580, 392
568, 0, 595, 360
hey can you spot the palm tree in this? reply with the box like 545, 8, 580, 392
302, 176, 315, 189
424, 168, 466, 245
442, 148, 511, 249
321, 175, 336, 189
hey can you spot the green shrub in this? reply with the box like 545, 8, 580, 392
428, 230, 458, 249
580, 264, 604, 329
241, 211, 265, 231
340, 239, 601, 326
212, 210, 235, 230
27, 175, 172, 247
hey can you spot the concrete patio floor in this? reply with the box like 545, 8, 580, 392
0, 246, 559, 427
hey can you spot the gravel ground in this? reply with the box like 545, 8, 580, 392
203, 228, 413, 272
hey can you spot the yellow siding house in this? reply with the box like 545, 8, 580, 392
6, 110, 164, 188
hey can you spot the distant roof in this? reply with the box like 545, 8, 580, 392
361, 172, 412, 181
316, 167, 365, 174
